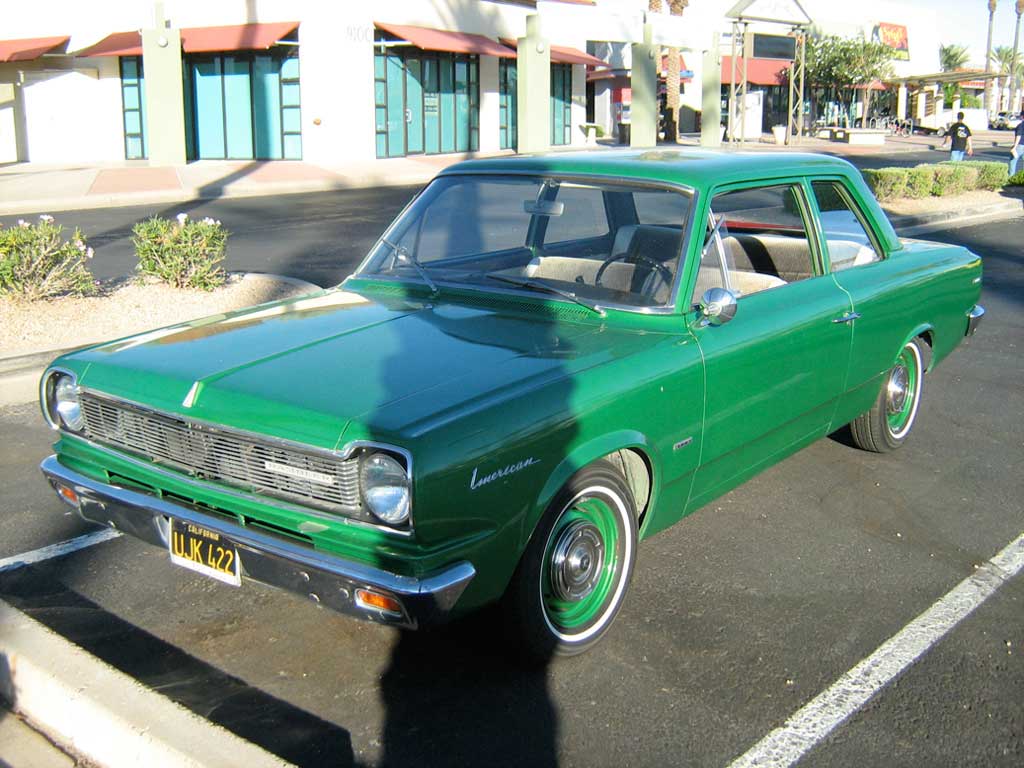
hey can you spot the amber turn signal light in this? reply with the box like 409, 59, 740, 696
57, 484, 80, 506
355, 589, 402, 616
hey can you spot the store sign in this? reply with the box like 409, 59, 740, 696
871, 22, 909, 61
747, 33, 797, 60
424, 94, 439, 115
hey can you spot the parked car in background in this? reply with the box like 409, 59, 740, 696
39, 150, 985, 657
990, 112, 1022, 130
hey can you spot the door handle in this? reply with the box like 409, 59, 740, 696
832, 312, 861, 324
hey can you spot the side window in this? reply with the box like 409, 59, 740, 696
691, 184, 816, 306
812, 181, 882, 271
542, 184, 610, 244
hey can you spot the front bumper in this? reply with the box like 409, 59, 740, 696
966, 304, 985, 336
40, 455, 474, 629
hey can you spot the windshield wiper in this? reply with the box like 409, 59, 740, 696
380, 238, 439, 295
484, 274, 606, 318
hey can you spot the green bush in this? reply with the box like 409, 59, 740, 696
0, 215, 96, 301
1005, 170, 1024, 186
932, 164, 973, 196
940, 160, 1008, 190
905, 165, 935, 198
132, 213, 229, 290
861, 168, 908, 201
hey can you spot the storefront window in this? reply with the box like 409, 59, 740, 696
551, 63, 572, 146
119, 57, 147, 160
374, 34, 479, 159
184, 51, 302, 161
499, 59, 517, 150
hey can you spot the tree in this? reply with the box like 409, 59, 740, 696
802, 35, 895, 125
992, 45, 1023, 109
985, 1, 997, 112
648, 0, 689, 140
939, 43, 970, 72
1012, 0, 1024, 112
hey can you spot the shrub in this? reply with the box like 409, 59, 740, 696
861, 168, 908, 201
0, 215, 96, 301
941, 160, 1008, 190
905, 165, 935, 198
132, 213, 229, 290
1005, 170, 1024, 186
932, 164, 974, 196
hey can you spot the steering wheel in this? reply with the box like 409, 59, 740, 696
595, 252, 674, 299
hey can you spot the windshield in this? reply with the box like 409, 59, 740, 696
356, 174, 694, 310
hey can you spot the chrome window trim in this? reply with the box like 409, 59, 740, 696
350, 171, 699, 316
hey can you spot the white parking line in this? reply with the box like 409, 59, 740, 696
0, 529, 121, 573
729, 532, 1024, 768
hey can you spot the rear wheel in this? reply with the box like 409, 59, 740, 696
850, 337, 928, 452
505, 460, 638, 659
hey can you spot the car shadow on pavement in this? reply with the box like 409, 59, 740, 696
0, 566, 355, 767
378, 608, 559, 768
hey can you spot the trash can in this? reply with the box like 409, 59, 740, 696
772, 125, 787, 145
617, 122, 631, 145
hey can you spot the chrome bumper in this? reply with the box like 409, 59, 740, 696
966, 304, 985, 337
40, 455, 474, 629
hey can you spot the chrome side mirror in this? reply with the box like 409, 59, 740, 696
699, 287, 738, 326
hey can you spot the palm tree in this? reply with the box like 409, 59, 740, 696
991, 45, 1020, 110
663, 1, 689, 140
939, 43, 970, 72
985, 1, 997, 112
1011, 0, 1024, 112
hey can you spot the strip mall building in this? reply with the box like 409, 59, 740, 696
0, 0, 953, 167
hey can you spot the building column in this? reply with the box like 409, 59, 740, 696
630, 23, 656, 148
570, 63, 586, 146
897, 84, 907, 120
516, 15, 550, 154
701, 35, 722, 147
141, 5, 187, 165
478, 56, 500, 153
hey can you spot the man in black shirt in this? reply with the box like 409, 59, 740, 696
1010, 113, 1024, 176
941, 112, 973, 161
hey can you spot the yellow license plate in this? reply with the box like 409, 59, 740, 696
169, 519, 240, 587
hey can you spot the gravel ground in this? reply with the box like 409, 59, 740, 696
882, 187, 1024, 216
0, 273, 318, 358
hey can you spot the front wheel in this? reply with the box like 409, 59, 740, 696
504, 460, 638, 659
850, 337, 928, 452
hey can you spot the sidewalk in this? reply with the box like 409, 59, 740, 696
2, 131, 1016, 216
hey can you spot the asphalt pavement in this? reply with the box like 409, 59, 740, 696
0, 213, 1020, 767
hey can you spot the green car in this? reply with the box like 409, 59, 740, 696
39, 150, 984, 657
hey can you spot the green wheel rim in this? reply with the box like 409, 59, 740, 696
886, 344, 920, 438
541, 493, 624, 635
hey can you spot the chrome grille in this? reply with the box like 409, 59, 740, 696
79, 393, 362, 515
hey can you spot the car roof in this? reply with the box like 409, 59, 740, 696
440, 148, 858, 190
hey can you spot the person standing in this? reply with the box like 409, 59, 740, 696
941, 112, 973, 161
1009, 112, 1024, 176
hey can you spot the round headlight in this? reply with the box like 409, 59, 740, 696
360, 453, 410, 525
54, 374, 84, 432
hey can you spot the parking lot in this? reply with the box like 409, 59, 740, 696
0, 212, 1021, 767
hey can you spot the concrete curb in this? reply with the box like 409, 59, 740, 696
0, 598, 294, 768
887, 197, 1024, 233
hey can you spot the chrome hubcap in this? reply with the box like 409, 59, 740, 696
550, 521, 604, 601
887, 365, 909, 415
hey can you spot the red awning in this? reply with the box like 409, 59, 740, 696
721, 56, 791, 86
376, 22, 515, 58
75, 31, 143, 58
75, 22, 298, 57
499, 38, 607, 67
182, 22, 298, 53
0, 35, 69, 62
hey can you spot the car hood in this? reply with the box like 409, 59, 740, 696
68, 286, 616, 449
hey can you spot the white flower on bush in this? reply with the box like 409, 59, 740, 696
38, 214, 54, 223
74, 239, 86, 252
86, 247, 95, 259
17, 219, 29, 228
200, 216, 221, 226
176, 212, 189, 226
